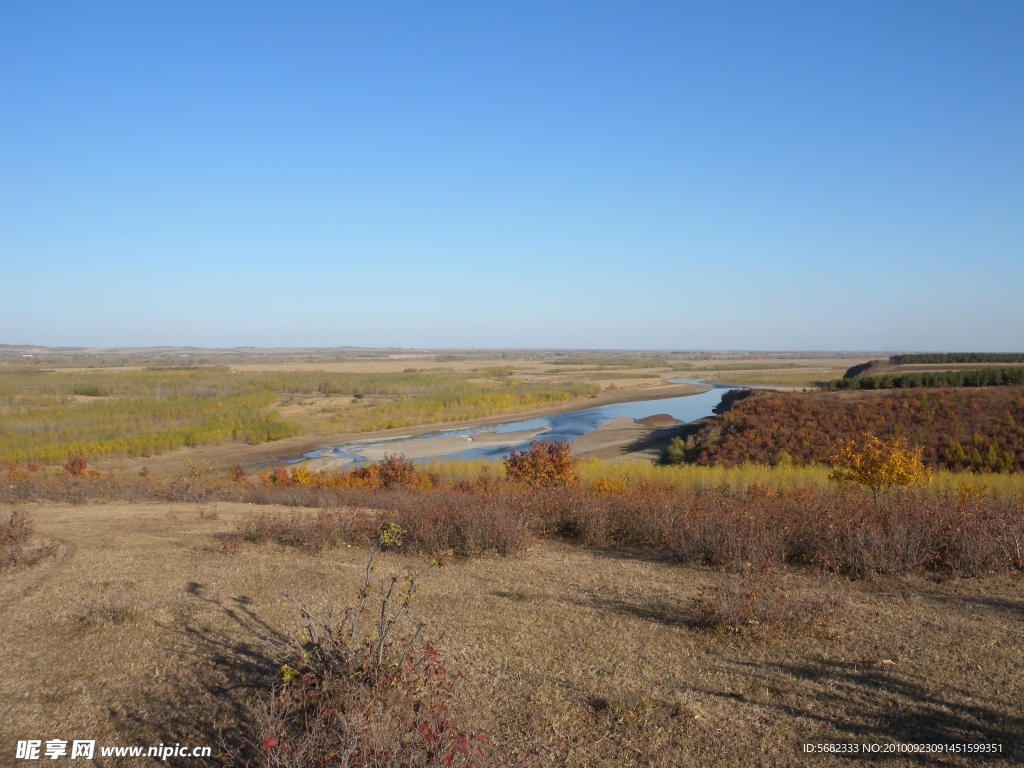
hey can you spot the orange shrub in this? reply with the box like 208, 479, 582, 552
504, 440, 582, 487
589, 477, 628, 495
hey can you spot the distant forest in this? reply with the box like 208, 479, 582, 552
890, 353, 1024, 364
827, 368, 1024, 390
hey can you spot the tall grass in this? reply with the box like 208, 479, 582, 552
423, 458, 1024, 498
0, 367, 598, 464
327, 382, 598, 432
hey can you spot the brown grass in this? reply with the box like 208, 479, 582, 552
1, 500, 1022, 766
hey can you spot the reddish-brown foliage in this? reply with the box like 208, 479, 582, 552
4, 458, 1022, 578
688, 387, 1024, 472
1, 510, 57, 568
228, 483, 531, 558
64, 455, 88, 476
229, 537, 488, 768
224, 480, 1024, 578
528, 483, 1024, 578
504, 439, 582, 486
375, 453, 420, 489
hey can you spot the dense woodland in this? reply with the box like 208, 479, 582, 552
889, 353, 1024, 365
828, 367, 1024, 390
687, 386, 1024, 472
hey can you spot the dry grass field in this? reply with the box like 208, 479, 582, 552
2, 497, 1021, 766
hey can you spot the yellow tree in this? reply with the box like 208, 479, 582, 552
829, 434, 931, 503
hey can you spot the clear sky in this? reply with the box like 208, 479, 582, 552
2, 2, 1022, 351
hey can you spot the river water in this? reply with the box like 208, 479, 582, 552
301, 379, 737, 464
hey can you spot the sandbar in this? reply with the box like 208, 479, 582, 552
345, 427, 550, 461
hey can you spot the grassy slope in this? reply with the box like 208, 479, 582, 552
1, 500, 1020, 766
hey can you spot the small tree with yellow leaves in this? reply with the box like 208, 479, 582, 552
829, 434, 931, 503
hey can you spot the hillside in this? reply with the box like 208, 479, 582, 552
686, 387, 1024, 472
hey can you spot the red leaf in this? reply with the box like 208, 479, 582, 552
261, 734, 278, 750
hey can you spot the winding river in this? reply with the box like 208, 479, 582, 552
298, 379, 738, 466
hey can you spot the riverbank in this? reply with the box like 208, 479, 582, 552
91, 381, 710, 476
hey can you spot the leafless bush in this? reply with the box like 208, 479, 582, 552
1, 510, 57, 568
223, 508, 375, 552
225, 527, 488, 767
690, 567, 845, 634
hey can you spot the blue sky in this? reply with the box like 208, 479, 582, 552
2, 1, 1022, 350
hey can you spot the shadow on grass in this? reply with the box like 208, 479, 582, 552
106, 581, 288, 766
618, 421, 707, 458
708, 658, 1023, 762
922, 592, 1024, 624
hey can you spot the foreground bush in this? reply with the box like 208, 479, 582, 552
1, 510, 57, 568
227, 529, 487, 768
690, 567, 845, 634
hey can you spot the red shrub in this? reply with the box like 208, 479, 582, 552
375, 453, 418, 489
64, 455, 88, 476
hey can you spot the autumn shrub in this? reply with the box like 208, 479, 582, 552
64, 455, 89, 476
690, 567, 845, 634
228, 484, 531, 558
224, 508, 376, 552
504, 440, 582, 486
166, 459, 222, 503
2, 456, 1021, 578
527, 483, 1024, 578
375, 454, 419, 488
830, 434, 931, 502
1, 510, 57, 568
228, 530, 487, 768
